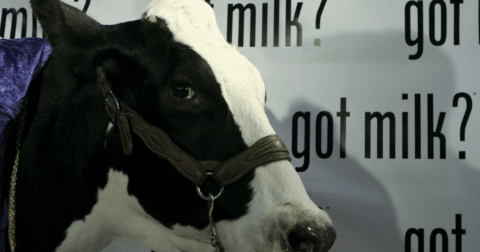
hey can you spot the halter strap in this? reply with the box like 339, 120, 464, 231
99, 81, 291, 187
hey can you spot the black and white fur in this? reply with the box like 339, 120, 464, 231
14, 0, 335, 251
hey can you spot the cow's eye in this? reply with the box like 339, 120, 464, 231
171, 83, 194, 100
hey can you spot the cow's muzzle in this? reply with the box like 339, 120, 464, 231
287, 223, 336, 252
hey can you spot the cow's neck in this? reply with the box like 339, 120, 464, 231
56, 168, 213, 252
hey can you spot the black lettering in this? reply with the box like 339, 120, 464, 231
204, 0, 214, 8
450, 0, 463, 45
262, 3, 268, 47
430, 228, 448, 252
316, 0, 328, 29
274, 0, 280, 47
365, 112, 396, 159
315, 112, 333, 159
227, 3, 256, 47
336, 98, 349, 158
292, 112, 310, 172
285, 0, 303, 47
1, 8, 27, 39
74, 0, 91, 12
429, 0, 447, 46
32, 12, 39, 38
405, 228, 425, 252
452, 92, 473, 141
403, 111, 409, 159
402, 94, 409, 159
405, 1, 424, 60
415, 94, 421, 159
427, 94, 446, 159
451, 214, 465, 252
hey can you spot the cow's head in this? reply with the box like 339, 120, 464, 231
30, 0, 335, 251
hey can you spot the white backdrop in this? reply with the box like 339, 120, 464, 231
2, 0, 480, 251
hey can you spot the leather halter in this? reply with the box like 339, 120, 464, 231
99, 81, 291, 187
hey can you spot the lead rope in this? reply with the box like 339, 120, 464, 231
196, 181, 225, 252
207, 194, 224, 252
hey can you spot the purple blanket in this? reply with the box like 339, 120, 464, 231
0, 38, 51, 251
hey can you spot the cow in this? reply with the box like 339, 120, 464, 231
11, 0, 336, 251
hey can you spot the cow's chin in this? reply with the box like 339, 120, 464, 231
216, 208, 334, 252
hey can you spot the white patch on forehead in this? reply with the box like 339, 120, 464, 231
145, 0, 274, 146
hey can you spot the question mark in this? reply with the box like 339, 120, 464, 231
314, 0, 328, 47
452, 92, 473, 159
73, 0, 91, 13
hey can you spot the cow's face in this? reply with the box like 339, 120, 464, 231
31, 0, 335, 251
139, 1, 335, 251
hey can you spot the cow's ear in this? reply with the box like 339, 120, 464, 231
31, 0, 101, 48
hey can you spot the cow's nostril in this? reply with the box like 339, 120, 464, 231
287, 224, 336, 252
288, 225, 321, 252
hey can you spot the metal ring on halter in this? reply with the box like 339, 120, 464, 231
105, 91, 120, 125
196, 173, 224, 201
197, 186, 224, 201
